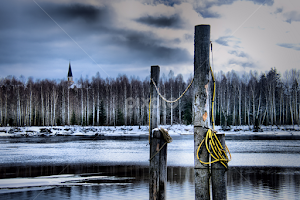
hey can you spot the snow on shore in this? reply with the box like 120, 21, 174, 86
0, 124, 192, 137
0, 124, 299, 137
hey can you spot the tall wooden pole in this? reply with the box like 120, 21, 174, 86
150, 65, 167, 200
194, 24, 211, 200
150, 65, 160, 131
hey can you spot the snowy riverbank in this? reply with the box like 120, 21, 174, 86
0, 125, 300, 139
0, 125, 192, 137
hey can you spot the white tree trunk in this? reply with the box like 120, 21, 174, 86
163, 85, 166, 125
290, 94, 294, 127
17, 87, 21, 126
97, 88, 100, 125
171, 84, 173, 126
41, 86, 44, 126
92, 89, 95, 126
124, 85, 127, 126
67, 88, 70, 125
81, 88, 84, 125
86, 88, 89, 125
62, 87, 65, 125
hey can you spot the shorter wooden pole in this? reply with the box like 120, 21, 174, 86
211, 133, 227, 200
149, 65, 167, 200
150, 129, 167, 200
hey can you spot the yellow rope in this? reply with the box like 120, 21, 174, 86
196, 129, 231, 168
210, 65, 216, 130
150, 77, 193, 103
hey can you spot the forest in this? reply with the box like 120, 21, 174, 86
0, 68, 300, 129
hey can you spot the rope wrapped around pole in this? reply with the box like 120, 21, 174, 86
197, 129, 231, 168
149, 127, 172, 161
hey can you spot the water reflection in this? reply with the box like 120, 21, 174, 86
227, 166, 300, 200
1, 136, 300, 199
1, 164, 300, 199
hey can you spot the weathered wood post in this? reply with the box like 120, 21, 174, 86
149, 65, 167, 200
194, 24, 211, 200
150, 65, 160, 132
211, 133, 227, 200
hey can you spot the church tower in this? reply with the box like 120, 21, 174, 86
67, 62, 74, 85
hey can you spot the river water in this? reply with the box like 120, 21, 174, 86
0, 135, 300, 199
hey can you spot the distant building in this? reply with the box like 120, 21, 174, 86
67, 62, 74, 86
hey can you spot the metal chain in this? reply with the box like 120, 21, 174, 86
150, 77, 194, 103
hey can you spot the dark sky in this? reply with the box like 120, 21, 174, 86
1, 0, 299, 81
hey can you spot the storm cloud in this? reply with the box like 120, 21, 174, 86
136, 14, 184, 29
149, 0, 183, 6
0, 0, 299, 80
99, 29, 192, 65
55, 4, 102, 22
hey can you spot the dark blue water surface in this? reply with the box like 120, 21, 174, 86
0, 135, 300, 199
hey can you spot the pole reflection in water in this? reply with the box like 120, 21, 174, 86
1, 164, 300, 200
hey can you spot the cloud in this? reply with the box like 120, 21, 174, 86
103, 29, 192, 65
184, 34, 193, 42
215, 36, 230, 46
197, 9, 220, 18
135, 14, 184, 29
0, 0, 194, 81
246, 0, 274, 6
283, 11, 300, 23
1, 0, 299, 81
228, 59, 255, 68
54, 3, 105, 23
215, 36, 240, 47
277, 43, 300, 51
273, 7, 283, 14
193, 0, 274, 18
149, 0, 183, 6
193, 0, 236, 18
228, 50, 249, 58
0, 1, 116, 62
0, 2, 17, 29
29, 2, 115, 26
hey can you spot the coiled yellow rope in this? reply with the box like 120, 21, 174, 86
197, 129, 231, 168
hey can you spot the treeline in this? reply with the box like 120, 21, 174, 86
214, 68, 300, 128
0, 68, 299, 128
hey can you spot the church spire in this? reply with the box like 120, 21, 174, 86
68, 62, 73, 77
67, 62, 74, 85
